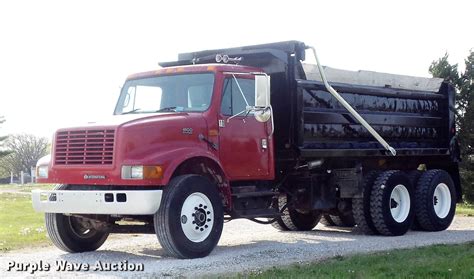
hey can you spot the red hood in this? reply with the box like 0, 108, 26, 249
57, 112, 186, 131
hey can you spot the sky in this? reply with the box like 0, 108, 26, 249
0, 0, 473, 139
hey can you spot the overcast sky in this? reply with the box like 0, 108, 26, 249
0, 0, 473, 139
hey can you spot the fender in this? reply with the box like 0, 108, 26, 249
146, 147, 232, 209
157, 147, 227, 185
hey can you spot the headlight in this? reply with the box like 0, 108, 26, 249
37, 166, 49, 178
131, 166, 144, 179
121, 165, 163, 180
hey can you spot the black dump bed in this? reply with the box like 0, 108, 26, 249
297, 65, 456, 158
161, 41, 458, 160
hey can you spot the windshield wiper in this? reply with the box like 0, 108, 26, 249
121, 108, 142, 115
155, 106, 177, 112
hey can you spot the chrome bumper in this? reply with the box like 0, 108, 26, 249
32, 190, 162, 215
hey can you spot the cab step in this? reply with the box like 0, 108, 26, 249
231, 190, 277, 198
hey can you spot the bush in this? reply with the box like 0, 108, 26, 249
460, 169, 474, 203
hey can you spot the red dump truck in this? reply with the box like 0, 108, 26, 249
33, 41, 461, 258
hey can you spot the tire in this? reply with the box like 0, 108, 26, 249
320, 214, 336, 226
271, 218, 290, 231
154, 174, 224, 259
271, 195, 290, 231
414, 170, 456, 231
407, 170, 423, 230
352, 171, 379, 234
370, 171, 415, 236
322, 212, 355, 227
279, 195, 321, 231
407, 170, 422, 186
330, 212, 356, 227
45, 185, 109, 253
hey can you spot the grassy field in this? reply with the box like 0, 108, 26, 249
248, 242, 474, 279
457, 202, 474, 216
0, 184, 54, 251
0, 183, 54, 193
0, 193, 50, 252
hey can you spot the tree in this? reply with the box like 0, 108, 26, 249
0, 134, 49, 177
0, 116, 10, 158
429, 50, 474, 202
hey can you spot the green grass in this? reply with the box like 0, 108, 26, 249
457, 203, 474, 217
0, 183, 55, 193
0, 192, 50, 252
247, 242, 474, 279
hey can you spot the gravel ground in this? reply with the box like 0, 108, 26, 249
1, 216, 473, 278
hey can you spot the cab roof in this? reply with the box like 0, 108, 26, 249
126, 63, 263, 81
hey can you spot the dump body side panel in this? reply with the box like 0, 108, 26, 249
297, 80, 453, 156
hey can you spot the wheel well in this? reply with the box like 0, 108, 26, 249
172, 157, 231, 210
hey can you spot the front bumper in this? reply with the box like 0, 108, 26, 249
32, 190, 162, 215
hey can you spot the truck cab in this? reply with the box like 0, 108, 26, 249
38, 64, 274, 187
34, 62, 276, 258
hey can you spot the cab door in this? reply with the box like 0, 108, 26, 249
218, 75, 272, 180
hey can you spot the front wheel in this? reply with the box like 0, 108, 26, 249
45, 185, 109, 252
154, 175, 224, 259
45, 214, 109, 253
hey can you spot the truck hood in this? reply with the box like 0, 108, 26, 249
58, 113, 186, 130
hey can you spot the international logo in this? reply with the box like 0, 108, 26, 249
83, 174, 106, 180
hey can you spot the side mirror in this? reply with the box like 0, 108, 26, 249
255, 75, 270, 107
254, 75, 271, 122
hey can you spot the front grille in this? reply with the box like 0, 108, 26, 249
54, 129, 115, 165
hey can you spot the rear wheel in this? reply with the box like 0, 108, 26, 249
414, 170, 456, 231
320, 214, 336, 226
154, 175, 224, 259
322, 212, 355, 227
370, 171, 414, 236
270, 195, 290, 231
281, 209, 321, 231
277, 194, 321, 231
330, 212, 356, 227
407, 170, 422, 186
407, 170, 423, 230
352, 171, 379, 234
45, 185, 109, 253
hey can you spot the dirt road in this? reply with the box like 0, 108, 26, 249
1, 216, 473, 278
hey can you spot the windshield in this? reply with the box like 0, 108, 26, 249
114, 73, 215, 115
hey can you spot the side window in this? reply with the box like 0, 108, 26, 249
220, 77, 255, 116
